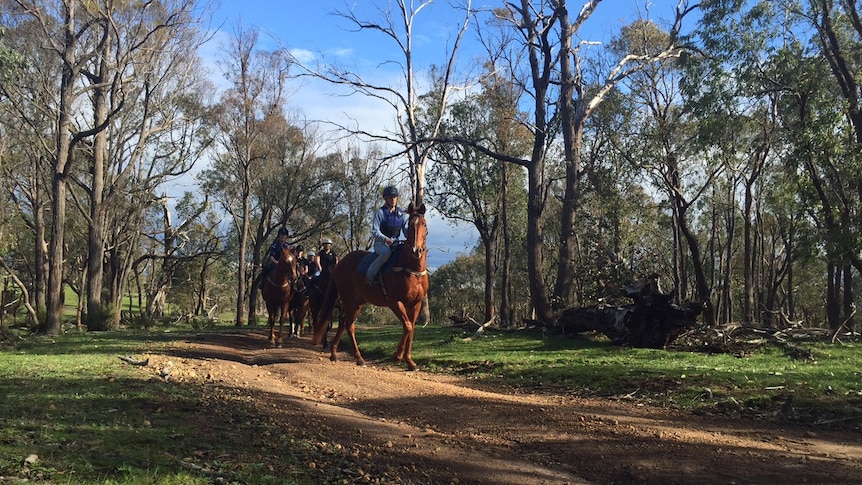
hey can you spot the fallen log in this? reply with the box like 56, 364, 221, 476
557, 274, 702, 348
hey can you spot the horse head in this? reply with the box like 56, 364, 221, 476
403, 202, 427, 269
277, 247, 298, 282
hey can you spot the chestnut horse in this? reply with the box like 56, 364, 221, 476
311, 202, 428, 370
261, 246, 298, 347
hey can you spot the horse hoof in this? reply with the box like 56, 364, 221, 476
356, 360, 365, 366
406, 362, 417, 371
329, 355, 338, 362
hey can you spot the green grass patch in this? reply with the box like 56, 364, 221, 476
0, 330, 325, 484
3, 323, 862, 483
351, 324, 862, 427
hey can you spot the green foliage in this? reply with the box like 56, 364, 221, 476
428, 254, 486, 322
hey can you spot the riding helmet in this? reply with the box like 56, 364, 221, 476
277, 227, 289, 236
321, 237, 333, 245
382, 186, 399, 197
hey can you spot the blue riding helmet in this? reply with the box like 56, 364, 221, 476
382, 186, 399, 197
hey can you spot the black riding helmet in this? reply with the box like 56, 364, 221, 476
382, 186, 399, 197
277, 227, 289, 236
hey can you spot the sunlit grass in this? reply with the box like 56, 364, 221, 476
351, 324, 862, 425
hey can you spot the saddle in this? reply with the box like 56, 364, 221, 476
357, 242, 405, 281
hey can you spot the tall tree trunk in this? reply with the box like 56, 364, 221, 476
235, 189, 250, 326
826, 263, 840, 330
499, 163, 514, 327
87, 72, 108, 329
247, 211, 269, 325
743, 179, 755, 324
42, 1, 78, 335
481, 234, 496, 323
553, 2, 580, 309
33, 174, 48, 314
670, 163, 716, 326
785, 223, 795, 321
843, 264, 854, 331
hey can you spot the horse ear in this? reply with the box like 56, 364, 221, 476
417, 203, 426, 215
407, 201, 415, 213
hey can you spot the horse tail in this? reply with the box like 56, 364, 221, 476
311, 277, 339, 345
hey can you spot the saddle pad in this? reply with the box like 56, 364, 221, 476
356, 245, 404, 275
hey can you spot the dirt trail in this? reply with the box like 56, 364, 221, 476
155, 330, 862, 484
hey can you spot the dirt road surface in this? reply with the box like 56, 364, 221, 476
151, 329, 862, 484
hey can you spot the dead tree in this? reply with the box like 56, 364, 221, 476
557, 274, 702, 348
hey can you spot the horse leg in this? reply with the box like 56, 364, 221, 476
403, 303, 423, 371
344, 321, 366, 366
329, 306, 361, 363
391, 302, 420, 371
390, 302, 419, 370
277, 306, 287, 347
267, 310, 277, 347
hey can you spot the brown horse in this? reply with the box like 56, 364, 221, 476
311, 202, 429, 370
261, 246, 298, 347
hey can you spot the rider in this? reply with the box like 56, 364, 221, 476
260, 227, 291, 288
306, 250, 321, 278
366, 185, 409, 285
317, 237, 338, 271
295, 245, 311, 293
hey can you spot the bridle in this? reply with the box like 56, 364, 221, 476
407, 213, 427, 258
392, 212, 427, 277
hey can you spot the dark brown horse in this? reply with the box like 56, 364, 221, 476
311, 202, 429, 370
288, 277, 310, 337
261, 246, 298, 347
308, 251, 339, 347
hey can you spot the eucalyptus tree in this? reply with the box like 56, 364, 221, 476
425, 70, 531, 324
0, 26, 24, 78
164, 192, 227, 318
0, 0, 214, 334
245, 115, 344, 324
0, 1, 87, 334
462, 1, 696, 324
293, 0, 473, 207
605, 16, 723, 324
792, 0, 862, 330
0, 16, 55, 314
698, 0, 862, 328
325, 144, 390, 253
683, 1, 798, 326
82, 1, 214, 329
202, 23, 293, 326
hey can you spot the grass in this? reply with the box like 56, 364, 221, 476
2, 322, 861, 483
0, 328, 326, 484
358, 324, 862, 426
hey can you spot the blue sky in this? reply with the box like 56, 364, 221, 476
199, 1, 660, 269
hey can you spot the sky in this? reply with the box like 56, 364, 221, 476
196, 1, 659, 269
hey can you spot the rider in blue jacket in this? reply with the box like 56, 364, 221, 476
366, 185, 409, 285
